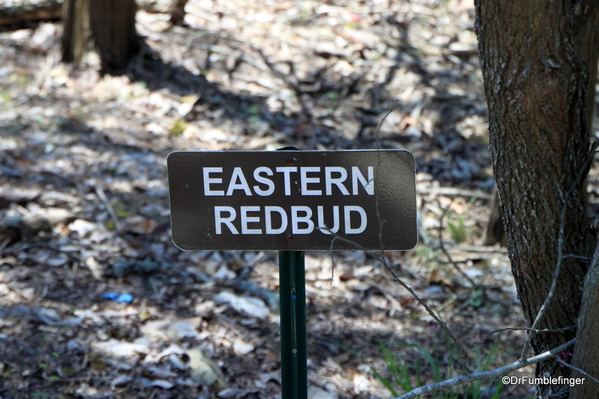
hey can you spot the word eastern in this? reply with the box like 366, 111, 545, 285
202, 166, 374, 196
202, 165, 375, 236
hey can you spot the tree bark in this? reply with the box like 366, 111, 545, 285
61, 0, 89, 65
483, 189, 505, 246
568, 5, 599, 399
88, 0, 139, 74
475, 1, 599, 398
570, 243, 599, 398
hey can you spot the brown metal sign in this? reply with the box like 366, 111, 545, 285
167, 150, 417, 251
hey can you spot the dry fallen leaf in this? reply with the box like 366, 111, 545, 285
188, 347, 226, 388
123, 216, 160, 234
233, 339, 255, 356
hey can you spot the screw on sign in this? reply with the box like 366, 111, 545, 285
167, 149, 417, 399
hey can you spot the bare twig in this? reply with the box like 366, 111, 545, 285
0, 237, 11, 254
555, 358, 599, 384
374, 100, 400, 151
95, 187, 122, 232
418, 186, 494, 200
327, 103, 470, 373
563, 254, 593, 260
521, 140, 599, 360
326, 101, 399, 272
393, 339, 576, 399
374, 101, 400, 253
450, 245, 508, 254
438, 205, 477, 288
328, 102, 399, 280
478, 326, 576, 346
325, 231, 470, 372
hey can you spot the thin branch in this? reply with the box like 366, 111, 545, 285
393, 339, 576, 399
324, 231, 470, 372
521, 140, 598, 360
95, 186, 122, 232
328, 232, 338, 283
374, 100, 400, 151
374, 101, 399, 253
563, 254, 593, 260
417, 186, 493, 200
449, 245, 508, 254
0, 237, 11, 254
438, 204, 477, 288
555, 358, 599, 384
478, 326, 576, 346
328, 101, 397, 279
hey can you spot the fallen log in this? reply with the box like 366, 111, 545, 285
0, 0, 185, 27
0, 0, 62, 26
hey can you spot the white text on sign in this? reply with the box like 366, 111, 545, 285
203, 166, 374, 196
202, 166, 375, 235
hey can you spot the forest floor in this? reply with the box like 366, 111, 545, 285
0, 0, 569, 398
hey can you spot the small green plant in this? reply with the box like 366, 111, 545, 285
104, 220, 116, 230
373, 338, 504, 399
10, 72, 29, 85
327, 92, 340, 101
247, 104, 260, 116
447, 215, 467, 243
469, 287, 485, 308
300, 0, 311, 24
447, 197, 477, 244
0, 90, 11, 104
414, 245, 443, 269
31, 391, 50, 399
110, 200, 129, 218
170, 119, 187, 135
370, 340, 440, 396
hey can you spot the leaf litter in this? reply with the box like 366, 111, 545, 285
0, 0, 545, 398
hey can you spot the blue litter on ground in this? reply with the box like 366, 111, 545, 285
102, 292, 134, 303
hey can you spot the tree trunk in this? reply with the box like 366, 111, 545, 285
570, 243, 599, 398
61, 0, 89, 65
483, 189, 505, 246
475, 1, 599, 398
88, 0, 139, 74
562, 6, 599, 398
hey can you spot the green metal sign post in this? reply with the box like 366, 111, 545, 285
279, 250, 307, 399
277, 147, 308, 399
